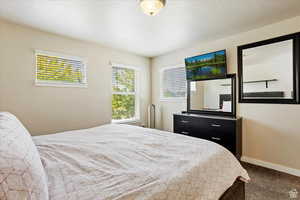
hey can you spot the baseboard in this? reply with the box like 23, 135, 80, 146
241, 156, 300, 177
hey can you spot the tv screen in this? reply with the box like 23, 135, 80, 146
185, 50, 227, 81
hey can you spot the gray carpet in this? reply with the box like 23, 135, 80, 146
242, 162, 300, 200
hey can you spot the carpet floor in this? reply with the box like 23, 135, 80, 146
242, 162, 300, 200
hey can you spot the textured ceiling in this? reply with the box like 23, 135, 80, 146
0, 0, 300, 57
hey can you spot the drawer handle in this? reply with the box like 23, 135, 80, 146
180, 120, 190, 124
181, 131, 190, 135
211, 124, 221, 127
211, 137, 221, 141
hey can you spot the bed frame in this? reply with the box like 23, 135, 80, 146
219, 179, 245, 200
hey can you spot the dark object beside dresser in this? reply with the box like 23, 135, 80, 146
173, 113, 242, 159
220, 179, 245, 200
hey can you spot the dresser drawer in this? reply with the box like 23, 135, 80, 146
191, 118, 235, 139
199, 118, 235, 132
173, 115, 197, 137
208, 134, 236, 153
174, 115, 212, 138
204, 118, 236, 152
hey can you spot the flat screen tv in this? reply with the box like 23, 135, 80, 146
185, 50, 227, 81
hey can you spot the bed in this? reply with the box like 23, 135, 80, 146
34, 124, 249, 200
0, 112, 249, 200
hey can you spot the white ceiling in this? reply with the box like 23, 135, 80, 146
0, 0, 300, 57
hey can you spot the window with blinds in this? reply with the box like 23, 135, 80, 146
112, 65, 139, 121
35, 50, 87, 87
161, 66, 187, 99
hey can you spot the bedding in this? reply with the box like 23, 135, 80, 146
0, 112, 48, 200
34, 124, 249, 200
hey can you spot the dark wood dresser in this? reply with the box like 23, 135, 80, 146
173, 113, 242, 159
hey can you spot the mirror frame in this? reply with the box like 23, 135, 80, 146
238, 32, 300, 104
187, 74, 236, 117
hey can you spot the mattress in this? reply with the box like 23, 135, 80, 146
33, 124, 249, 200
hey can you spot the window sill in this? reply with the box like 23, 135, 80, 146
160, 98, 186, 102
35, 82, 88, 88
111, 118, 140, 124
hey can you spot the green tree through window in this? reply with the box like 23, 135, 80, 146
112, 66, 137, 120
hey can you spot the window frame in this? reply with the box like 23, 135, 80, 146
111, 63, 140, 123
160, 65, 187, 102
35, 50, 88, 88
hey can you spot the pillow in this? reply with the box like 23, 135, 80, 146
0, 112, 48, 200
222, 101, 232, 112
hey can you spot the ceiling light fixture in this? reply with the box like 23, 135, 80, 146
139, 0, 166, 16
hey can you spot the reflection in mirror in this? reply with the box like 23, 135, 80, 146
190, 78, 232, 112
242, 40, 293, 99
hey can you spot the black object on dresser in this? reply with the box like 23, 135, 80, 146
173, 113, 242, 159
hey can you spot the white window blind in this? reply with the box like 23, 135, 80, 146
112, 65, 139, 122
35, 50, 87, 87
161, 66, 187, 99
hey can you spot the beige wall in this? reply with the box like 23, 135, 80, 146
151, 16, 300, 170
0, 19, 150, 135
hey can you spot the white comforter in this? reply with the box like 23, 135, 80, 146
33, 124, 249, 200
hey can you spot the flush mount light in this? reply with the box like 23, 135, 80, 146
139, 0, 166, 16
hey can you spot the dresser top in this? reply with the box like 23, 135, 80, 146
174, 113, 241, 121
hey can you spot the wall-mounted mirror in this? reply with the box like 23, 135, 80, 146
238, 33, 300, 104
187, 74, 236, 117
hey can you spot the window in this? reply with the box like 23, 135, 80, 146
161, 66, 187, 100
35, 50, 87, 87
112, 65, 139, 122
